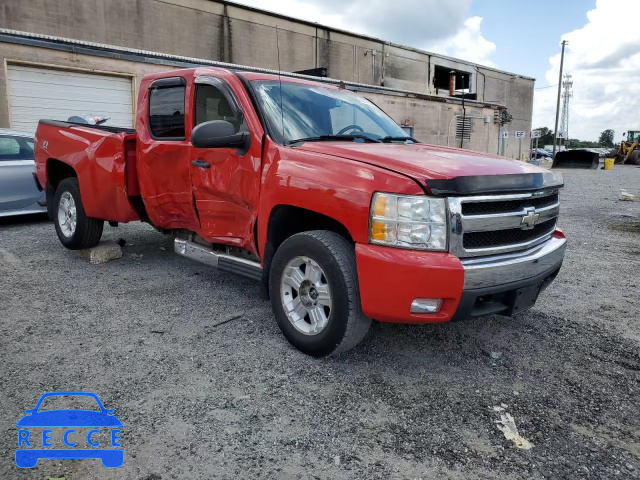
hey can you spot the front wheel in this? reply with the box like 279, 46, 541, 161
53, 177, 103, 250
626, 150, 640, 165
269, 231, 371, 357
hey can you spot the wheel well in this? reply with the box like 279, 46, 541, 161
260, 205, 354, 298
45, 159, 77, 220
47, 159, 77, 190
267, 205, 353, 251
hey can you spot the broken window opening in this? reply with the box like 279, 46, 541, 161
433, 65, 473, 98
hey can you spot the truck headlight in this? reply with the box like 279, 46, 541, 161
369, 193, 448, 251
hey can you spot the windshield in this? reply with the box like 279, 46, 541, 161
250, 80, 412, 144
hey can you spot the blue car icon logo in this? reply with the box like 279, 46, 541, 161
15, 391, 123, 468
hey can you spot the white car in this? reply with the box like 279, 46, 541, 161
0, 129, 47, 217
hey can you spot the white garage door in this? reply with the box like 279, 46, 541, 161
7, 65, 133, 133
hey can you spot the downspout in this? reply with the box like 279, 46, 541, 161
475, 66, 486, 101
381, 43, 386, 86
460, 74, 466, 149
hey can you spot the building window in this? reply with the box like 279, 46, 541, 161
433, 65, 471, 95
149, 84, 186, 139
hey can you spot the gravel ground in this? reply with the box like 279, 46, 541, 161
1, 166, 640, 480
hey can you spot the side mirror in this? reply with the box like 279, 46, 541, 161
105, 409, 115, 415
191, 120, 250, 153
24, 409, 35, 414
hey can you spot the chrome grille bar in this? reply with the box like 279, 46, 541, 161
462, 202, 559, 232
448, 189, 560, 258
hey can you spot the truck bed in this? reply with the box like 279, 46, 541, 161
34, 120, 140, 223
38, 119, 136, 135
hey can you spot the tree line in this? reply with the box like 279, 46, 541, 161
532, 127, 616, 148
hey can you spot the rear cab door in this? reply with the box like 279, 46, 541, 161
136, 76, 200, 231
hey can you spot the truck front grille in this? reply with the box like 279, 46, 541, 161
462, 218, 557, 249
448, 190, 560, 258
461, 193, 559, 216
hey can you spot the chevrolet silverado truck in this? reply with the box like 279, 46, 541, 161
34, 67, 566, 356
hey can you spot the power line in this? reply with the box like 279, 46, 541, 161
535, 84, 558, 89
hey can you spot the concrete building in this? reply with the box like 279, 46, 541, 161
0, 0, 535, 158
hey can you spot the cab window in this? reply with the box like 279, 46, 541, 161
149, 85, 185, 139
194, 84, 247, 132
0, 136, 34, 161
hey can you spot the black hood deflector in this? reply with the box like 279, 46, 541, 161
425, 172, 564, 196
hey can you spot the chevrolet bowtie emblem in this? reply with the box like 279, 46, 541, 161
520, 207, 540, 230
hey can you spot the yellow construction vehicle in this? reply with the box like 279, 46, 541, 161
611, 130, 640, 164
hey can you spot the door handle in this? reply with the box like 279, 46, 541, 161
192, 159, 210, 169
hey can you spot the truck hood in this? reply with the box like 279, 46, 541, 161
296, 142, 562, 195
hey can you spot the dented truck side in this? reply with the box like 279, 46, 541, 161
34, 67, 566, 356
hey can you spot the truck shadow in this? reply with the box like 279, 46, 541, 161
332, 307, 632, 380
0, 212, 48, 227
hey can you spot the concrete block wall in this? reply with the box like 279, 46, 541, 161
361, 92, 501, 154
0, 0, 534, 158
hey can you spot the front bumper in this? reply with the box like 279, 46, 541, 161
355, 233, 566, 323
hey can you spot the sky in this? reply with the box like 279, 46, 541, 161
232, 0, 633, 142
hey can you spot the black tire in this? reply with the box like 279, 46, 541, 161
269, 230, 371, 357
53, 177, 104, 250
625, 150, 640, 165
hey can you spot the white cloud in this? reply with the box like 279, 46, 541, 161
533, 0, 640, 141
233, 0, 496, 66
430, 16, 496, 67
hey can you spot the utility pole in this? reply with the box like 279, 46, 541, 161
552, 40, 568, 158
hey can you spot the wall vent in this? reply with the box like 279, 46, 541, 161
456, 116, 473, 140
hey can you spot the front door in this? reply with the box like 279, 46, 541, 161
189, 77, 260, 249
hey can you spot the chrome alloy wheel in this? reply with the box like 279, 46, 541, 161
280, 256, 332, 335
57, 191, 77, 238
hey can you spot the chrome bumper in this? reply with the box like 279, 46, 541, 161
461, 236, 566, 289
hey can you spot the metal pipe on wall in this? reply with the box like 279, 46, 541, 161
449, 70, 456, 96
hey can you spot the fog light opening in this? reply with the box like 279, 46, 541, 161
410, 298, 443, 314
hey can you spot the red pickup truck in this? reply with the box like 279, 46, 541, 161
34, 67, 566, 356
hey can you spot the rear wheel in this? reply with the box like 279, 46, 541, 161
53, 177, 103, 249
269, 230, 371, 357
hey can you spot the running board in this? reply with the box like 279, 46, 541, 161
174, 238, 262, 281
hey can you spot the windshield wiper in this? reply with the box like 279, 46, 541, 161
288, 134, 382, 145
381, 136, 418, 143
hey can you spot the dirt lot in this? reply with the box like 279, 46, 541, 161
1, 166, 640, 480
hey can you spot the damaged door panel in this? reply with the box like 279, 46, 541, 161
189, 77, 261, 252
